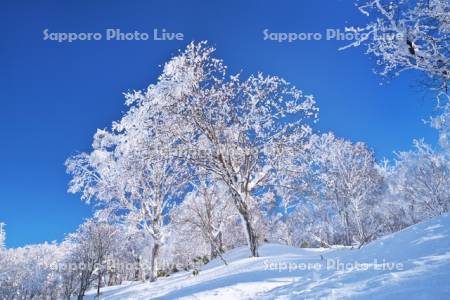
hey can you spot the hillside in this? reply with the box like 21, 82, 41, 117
85, 213, 450, 299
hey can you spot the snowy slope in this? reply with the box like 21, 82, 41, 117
85, 213, 450, 299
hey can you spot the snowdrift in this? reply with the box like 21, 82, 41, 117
85, 213, 450, 299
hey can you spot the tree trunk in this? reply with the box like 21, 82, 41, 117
77, 275, 89, 300
134, 258, 140, 281
343, 212, 351, 246
149, 243, 160, 282
229, 188, 259, 257
210, 231, 224, 259
96, 274, 101, 298
77, 290, 85, 300
209, 231, 228, 265
210, 241, 217, 259
107, 270, 115, 286
240, 211, 259, 257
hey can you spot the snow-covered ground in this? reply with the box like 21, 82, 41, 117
85, 213, 450, 299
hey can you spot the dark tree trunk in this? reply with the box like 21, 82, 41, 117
240, 210, 259, 257
96, 274, 102, 297
149, 243, 160, 282
210, 231, 223, 259
134, 257, 141, 281
229, 188, 259, 257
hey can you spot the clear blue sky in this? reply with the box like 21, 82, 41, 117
0, 0, 438, 247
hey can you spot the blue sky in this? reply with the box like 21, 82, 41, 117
0, 0, 438, 247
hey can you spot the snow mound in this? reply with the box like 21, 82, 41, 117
85, 213, 450, 299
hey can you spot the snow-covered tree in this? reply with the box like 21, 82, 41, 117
274, 199, 346, 248
432, 106, 450, 150
121, 42, 318, 256
345, 0, 450, 147
0, 222, 137, 299
345, 0, 449, 93
0, 242, 63, 299
66, 115, 189, 281
56, 240, 81, 300
65, 219, 118, 299
390, 139, 450, 222
171, 179, 240, 264
310, 133, 385, 246
105, 222, 157, 283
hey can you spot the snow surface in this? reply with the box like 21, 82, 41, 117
85, 213, 450, 299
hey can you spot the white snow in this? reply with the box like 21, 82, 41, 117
84, 213, 450, 299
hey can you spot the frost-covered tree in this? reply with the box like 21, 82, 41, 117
432, 106, 450, 150
341, 1, 450, 232
100, 222, 159, 284
161, 222, 210, 272
345, 0, 449, 92
275, 199, 346, 248
122, 42, 318, 256
0, 222, 138, 299
171, 179, 239, 264
66, 116, 189, 281
345, 0, 450, 147
0, 242, 63, 299
56, 240, 81, 300
310, 133, 385, 246
373, 160, 413, 233
65, 219, 118, 299
390, 139, 450, 222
